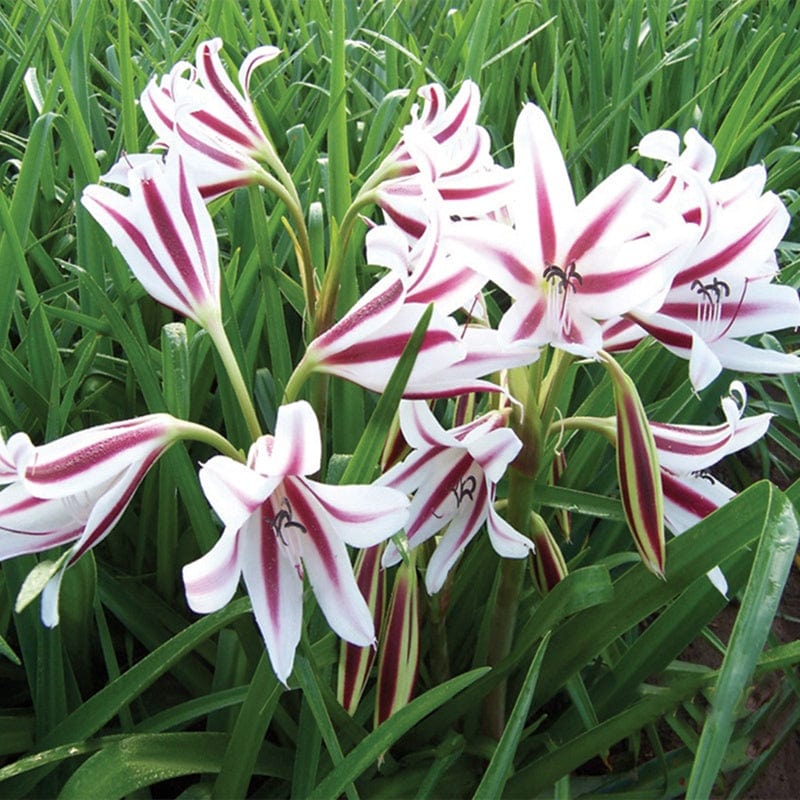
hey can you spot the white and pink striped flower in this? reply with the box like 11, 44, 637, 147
444, 104, 695, 357
374, 81, 513, 243
301, 223, 537, 398
104, 38, 280, 200
379, 401, 532, 594
0, 415, 183, 625
651, 381, 773, 593
82, 155, 222, 329
606, 129, 800, 390
182, 400, 409, 684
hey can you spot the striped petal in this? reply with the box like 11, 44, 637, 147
82, 156, 221, 326
182, 522, 242, 614
652, 386, 773, 475
486, 499, 533, 559
240, 510, 304, 684
513, 103, 575, 265
250, 400, 321, 478
199, 455, 278, 529
283, 479, 375, 647
425, 473, 489, 594
23, 414, 178, 499
302, 479, 408, 548
465, 425, 521, 483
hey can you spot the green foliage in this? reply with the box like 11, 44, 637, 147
1, 1, 799, 797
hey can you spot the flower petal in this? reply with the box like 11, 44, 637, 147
301, 478, 409, 548
424, 476, 489, 594
513, 104, 576, 265
486, 500, 533, 558
251, 401, 322, 478
23, 415, 176, 498
466, 427, 521, 484
240, 511, 304, 684
283, 480, 375, 647
199, 455, 278, 529
183, 523, 243, 613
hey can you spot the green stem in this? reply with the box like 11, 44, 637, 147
205, 315, 262, 442
538, 349, 575, 434
548, 414, 616, 442
175, 421, 245, 462
282, 354, 316, 404
482, 467, 538, 740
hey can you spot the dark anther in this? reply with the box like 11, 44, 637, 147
692, 470, 716, 484
691, 277, 731, 303
544, 261, 583, 293
451, 475, 478, 506
265, 497, 307, 545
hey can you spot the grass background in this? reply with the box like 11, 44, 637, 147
1, 0, 799, 796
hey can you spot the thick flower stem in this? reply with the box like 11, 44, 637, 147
205, 316, 263, 442
482, 467, 537, 740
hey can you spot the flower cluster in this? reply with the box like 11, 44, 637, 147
2, 37, 797, 699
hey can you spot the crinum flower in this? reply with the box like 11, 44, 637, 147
182, 401, 409, 683
379, 401, 532, 594
0, 415, 185, 625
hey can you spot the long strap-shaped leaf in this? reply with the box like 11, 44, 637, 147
308, 668, 488, 800
473, 633, 551, 799
686, 485, 799, 797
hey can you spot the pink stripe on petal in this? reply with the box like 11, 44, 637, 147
193, 108, 256, 149
198, 41, 258, 135
406, 452, 473, 540
68, 453, 160, 563
313, 278, 405, 356
241, 512, 303, 683
25, 416, 171, 492
566, 169, 643, 263
675, 203, 785, 288
425, 480, 488, 594
83, 189, 194, 315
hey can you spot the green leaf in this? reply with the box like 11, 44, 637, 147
686, 486, 800, 797
308, 667, 489, 800
2, 599, 251, 795
161, 323, 191, 419
57, 732, 291, 799
13, 552, 69, 614
473, 633, 551, 799
212, 652, 281, 799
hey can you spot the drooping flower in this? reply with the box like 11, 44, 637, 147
444, 104, 695, 357
651, 381, 773, 594
103, 38, 281, 200
380, 401, 532, 594
372, 81, 513, 243
181, 401, 409, 683
0, 415, 184, 625
82, 154, 222, 329
607, 128, 800, 390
